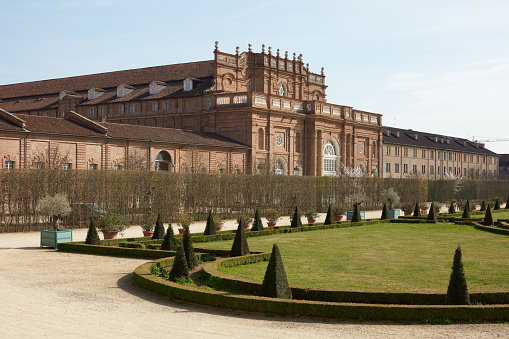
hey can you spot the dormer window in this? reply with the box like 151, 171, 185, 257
88, 88, 105, 100
117, 84, 134, 98
183, 78, 193, 92
59, 91, 66, 100
149, 81, 166, 95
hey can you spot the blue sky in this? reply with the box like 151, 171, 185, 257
2, 0, 508, 153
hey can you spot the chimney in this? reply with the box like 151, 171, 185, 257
100, 116, 106, 122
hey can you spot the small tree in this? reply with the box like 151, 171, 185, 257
290, 206, 303, 228
381, 188, 400, 210
413, 202, 421, 217
324, 204, 333, 225
251, 208, 264, 231
152, 213, 165, 240
494, 199, 500, 210
380, 203, 388, 220
480, 201, 486, 212
169, 244, 190, 282
203, 210, 216, 236
462, 200, 470, 218
36, 193, 72, 230
351, 202, 362, 222
230, 220, 250, 257
160, 223, 178, 251
85, 218, 100, 245
448, 202, 455, 214
427, 202, 437, 221
183, 227, 198, 269
483, 205, 494, 226
446, 245, 470, 305
260, 244, 292, 299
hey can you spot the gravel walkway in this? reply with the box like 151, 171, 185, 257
1, 217, 508, 338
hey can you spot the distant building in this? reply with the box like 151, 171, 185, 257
499, 154, 509, 179
0, 42, 384, 176
382, 127, 499, 179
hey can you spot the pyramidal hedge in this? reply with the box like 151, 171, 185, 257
230, 220, 250, 257
160, 223, 178, 251
169, 244, 190, 282
290, 206, 303, 228
251, 208, 264, 231
260, 244, 292, 299
85, 218, 100, 245
324, 204, 333, 225
446, 245, 470, 305
152, 213, 165, 240
203, 210, 216, 236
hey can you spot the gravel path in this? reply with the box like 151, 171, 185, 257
1, 218, 508, 338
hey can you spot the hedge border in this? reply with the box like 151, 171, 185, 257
133, 258, 509, 321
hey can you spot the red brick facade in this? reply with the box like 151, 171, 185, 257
0, 43, 383, 176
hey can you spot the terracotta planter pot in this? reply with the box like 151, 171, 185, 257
267, 222, 277, 227
334, 215, 343, 222
102, 231, 118, 240
215, 226, 223, 232
403, 210, 412, 216
142, 231, 154, 237
178, 228, 186, 234
307, 219, 316, 224
243, 224, 250, 229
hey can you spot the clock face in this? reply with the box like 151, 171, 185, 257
276, 134, 283, 146
358, 143, 364, 153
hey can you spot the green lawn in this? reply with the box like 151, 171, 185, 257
469, 210, 509, 220
197, 223, 509, 292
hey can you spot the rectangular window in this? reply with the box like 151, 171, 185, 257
113, 165, 121, 170
430, 165, 434, 174
422, 165, 426, 174
449, 152, 452, 161
35, 162, 44, 169
430, 150, 434, 160
119, 105, 124, 114
152, 102, 158, 111
404, 148, 408, 157
60, 111, 65, 117
89, 164, 98, 170
395, 147, 400, 156
413, 149, 417, 158
422, 149, 426, 159
464, 154, 467, 162
386, 146, 391, 156
412, 164, 417, 174
437, 151, 440, 160
395, 163, 400, 173
454, 153, 457, 161
464, 168, 466, 176
63, 163, 72, 170
130, 104, 136, 113
164, 102, 170, 110
438, 166, 440, 174
483, 156, 485, 164
444, 152, 447, 160
99, 107, 104, 116
403, 164, 408, 173
5, 161, 14, 170
477, 156, 479, 163
89, 108, 94, 116
386, 163, 391, 173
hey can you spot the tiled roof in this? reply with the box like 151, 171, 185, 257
0, 60, 215, 100
0, 97, 59, 112
383, 127, 498, 156
0, 112, 249, 149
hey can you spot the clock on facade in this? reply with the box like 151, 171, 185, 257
276, 134, 283, 146
358, 143, 364, 153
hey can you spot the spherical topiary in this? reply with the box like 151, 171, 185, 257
290, 206, 303, 228
203, 210, 216, 236
230, 220, 250, 257
446, 244, 470, 305
324, 204, 333, 225
483, 205, 494, 226
169, 244, 190, 282
152, 213, 165, 240
85, 218, 100, 245
413, 202, 421, 217
380, 203, 388, 220
462, 200, 470, 219
160, 223, 178, 251
251, 208, 264, 231
183, 227, 198, 269
260, 244, 292, 299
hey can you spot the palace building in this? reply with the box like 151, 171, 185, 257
0, 42, 383, 176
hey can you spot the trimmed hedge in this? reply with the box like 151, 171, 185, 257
58, 241, 176, 259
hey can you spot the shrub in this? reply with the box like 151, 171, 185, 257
427, 203, 437, 221
483, 205, 493, 226
176, 212, 194, 228
401, 202, 414, 212
332, 205, 346, 216
84, 218, 100, 245
169, 244, 190, 282
251, 208, 264, 231
462, 200, 470, 218
494, 199, 500, 210
237, 214, 253, 226
96, 213, 130, 233
290, 206, 303, 228
141, 212, 156, 232
480, 201, 486, 211
351, 203, 362, 223
161, 223, 178, 251
324, 205, 333, 225
265, 209, 280, 223
183, 227, 198, 269
448, 202, 455, 214
381, 188, 400, 210
380, 203, 388, 220
230, 220, 250, 257
152, 213, 165, 240
260, 244, 292, 299
446, 245, 470, 305
413, 202, 421, 217
304, 210, 318, 220
36, 193, 72, 230
203, 211, 216, 236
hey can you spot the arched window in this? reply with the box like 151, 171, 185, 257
274, 158, 287, 175
155, 151, 172, 171
357, 163, 366, 176
323, 140, 338, 176
258, 128, 264, 150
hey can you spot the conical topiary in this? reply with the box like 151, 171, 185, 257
203, 210, 216, 235
183, 227, 198, 269
462, 200, 470, 218
160, 223, 178, 251
230, 220, 250, 257
85, 218, 100, 245
152, 213, 165, 240
260, 244, 292, 299
324, 204, 333, 225
290, 206, 303, 228
446, 245, 470, 305
494, 199, 500, 210
169, 243, 190, 282
251, 208, 264, 231
351, 203, 362, 222
380, 203, 388, 220
427, 202, 437, 221
413, 202, 421, 217
448, 202, 455, 214
480, 201, 486, 211
506, 196, 509, 209
483, 205, 494, 226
